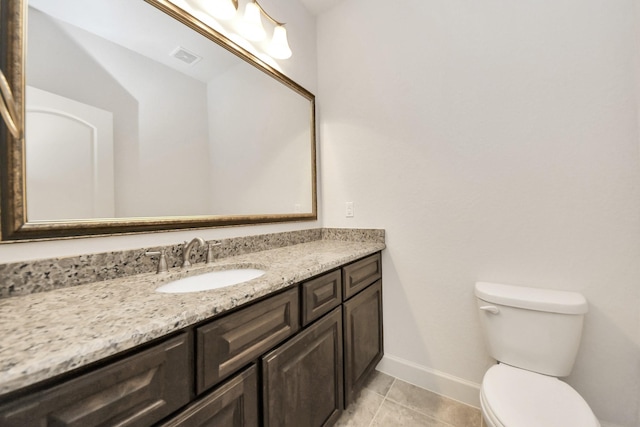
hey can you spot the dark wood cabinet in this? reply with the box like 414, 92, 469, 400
0, 252, 383, 427
301, 269, 342, 326
196, 287, 299, 394
159, 365, 258, 427
343, 279, 383, 406
0, 333, 191, 427
262, 307, 343, 427
342, 252, 381, 300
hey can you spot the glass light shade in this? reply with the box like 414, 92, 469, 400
239, 2, 266, 41
203, 0, 237, 20
268, 25, 292, 59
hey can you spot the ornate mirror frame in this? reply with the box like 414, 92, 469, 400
0, 0, 317, 241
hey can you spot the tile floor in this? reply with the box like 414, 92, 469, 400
335, 371, 486, 427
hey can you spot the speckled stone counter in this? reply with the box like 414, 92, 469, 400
0, 239, 385, 397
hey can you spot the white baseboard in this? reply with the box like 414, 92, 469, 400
376, 354, 481, 408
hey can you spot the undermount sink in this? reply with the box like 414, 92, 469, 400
155, 268, 266, 294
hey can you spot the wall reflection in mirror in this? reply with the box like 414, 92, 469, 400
25, 0, 314, 222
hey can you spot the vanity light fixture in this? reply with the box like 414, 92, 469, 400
268, 23, 292, 59
200, 0, 292, 59
239, 0, 292, 59
239, 1, 266, 41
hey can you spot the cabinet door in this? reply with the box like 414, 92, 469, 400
0, 333, 191, 427
343, 280, 383, 406
342, 253, 382, 300
197, 287, 299, 394
159, 365, 258, 427
262, 307, 343, 427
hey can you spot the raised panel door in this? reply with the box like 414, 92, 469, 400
343, 280, 383, 406
262, 307, 343, 427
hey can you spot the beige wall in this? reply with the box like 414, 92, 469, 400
317, 1, 640, 426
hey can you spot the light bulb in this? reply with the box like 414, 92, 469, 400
208, 0, 237, 20
195, 0, 237, 20
268, 25, 292, 59
239, 1, 266, 41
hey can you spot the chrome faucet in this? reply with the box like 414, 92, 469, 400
182, 237, 205, 268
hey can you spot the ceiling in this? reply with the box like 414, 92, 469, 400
299, 0, 345, 15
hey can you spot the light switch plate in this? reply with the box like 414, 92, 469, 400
346, 202, 354, 218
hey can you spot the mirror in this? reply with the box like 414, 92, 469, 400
0, 0, 317, 241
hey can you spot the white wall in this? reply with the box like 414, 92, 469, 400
317, 1, 640, 426
72, 29, 214, 217
0, 0, 318, 262
28, 8, 141, 217
55, 13, 213, 216
207, 62, 313, 215
28, 9, 213, 217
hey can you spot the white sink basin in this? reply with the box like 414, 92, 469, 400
155, 268, 265, 293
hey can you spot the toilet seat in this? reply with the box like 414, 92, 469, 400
480, 364, 600, 427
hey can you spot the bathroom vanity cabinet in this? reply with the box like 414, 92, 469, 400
0, 334, 193, 426
0, 252, 383, 427
342, 254, 383, 406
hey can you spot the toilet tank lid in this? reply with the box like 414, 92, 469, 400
475, 282, 588, 314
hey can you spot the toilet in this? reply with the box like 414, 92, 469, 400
475, 282, 600, 427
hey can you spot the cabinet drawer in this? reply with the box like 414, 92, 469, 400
0, 333, 191, 427
301, 269, 342, 326
196, 287, 300, 394
342, 253, 382, 300
160, 365, 258, 427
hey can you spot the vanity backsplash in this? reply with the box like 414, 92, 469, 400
0, 228, 385, 298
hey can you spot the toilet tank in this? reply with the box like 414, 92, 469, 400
475, 282, 588, 377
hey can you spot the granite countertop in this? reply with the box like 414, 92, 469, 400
0, 239, 384, 397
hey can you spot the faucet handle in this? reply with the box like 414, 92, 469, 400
206, 241, 222, 264
145, 250, 169, 274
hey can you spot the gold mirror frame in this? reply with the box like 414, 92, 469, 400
0, 0, 317, 241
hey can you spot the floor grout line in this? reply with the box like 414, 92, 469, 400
366, 377, 395, 427
367, 394, 386, 427
382, 397, 460, 427
339, 372, 482, 427
383, 377, 396, 398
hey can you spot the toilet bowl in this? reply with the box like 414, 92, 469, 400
475, 282, 599, 427
480, 364, 599, 427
